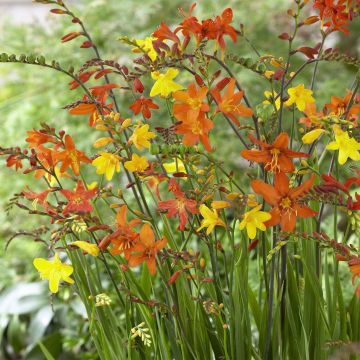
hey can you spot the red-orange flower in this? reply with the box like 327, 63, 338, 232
313, 0, 351, 34
207, 8, 237, 53
68, 70, 95, 90
158, 179, 198, 230
60, 180, 97, 216
175, 3, 202, 45
153, 22, 181, 45
241, 132, 309, 173
6, 154, 23, 171
102, 205, 141, 259
55, 135, 91, 176
129, 96, 159, 119
128, 223, 167, 275
22, 188, 56, 215
251, 172, 317, 232
211, 78, 253, 126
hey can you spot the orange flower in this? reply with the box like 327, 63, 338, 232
101, 205, 141, 259
69, 84, 118, 126
129, 96, 159, 119
211, 78, 253, 126
173, 82, 210, 123
60, 181, 97, 216
34, 146, 57, 179
251, 172, 317, 232
158, 179, 198, 230
175, 113, 214, 151
26, 129, 58, 149
299, 102, 324, 128
128, 224, 167, 275
241, 132, 309, 173
55, 135, 91, 176
325, 90, 360, 121
348, 258, 360, 297
173, 83, 213, 151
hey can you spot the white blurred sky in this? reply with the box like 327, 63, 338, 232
0, 0, 76, 24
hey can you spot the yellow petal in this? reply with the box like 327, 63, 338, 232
302, 129, 325, 144
71, 241, 100, 257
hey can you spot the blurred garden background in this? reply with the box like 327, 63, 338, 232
0, 0, 359, 358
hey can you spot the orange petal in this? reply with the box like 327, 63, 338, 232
265, 207, 281, 228
280, 211, 297, 232
289, 174, 315, 199
140, 223, 155, 246
273, 132, 289, 149
241, 149, 271, 163
274, 172, 290, 195
251, 180, 281, 206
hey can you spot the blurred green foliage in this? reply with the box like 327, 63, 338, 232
0, 0, 358, 358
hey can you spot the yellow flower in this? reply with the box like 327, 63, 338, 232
326, 125, 360, 165
302, 128, 326, 144
264, 70, 274, 79
150, 68, 183, 97
129, 124, 156, 150
163, 159, 186, 174
133, 37, 158, 61
124, 153, 149, 172
197, 204, 226, 235
285, 84, 315, 112
239, 205, 271, 240
70, 241, 99, 257
33, 253, 74, 293
263, 90, 281, 110
92, 152, 122, 181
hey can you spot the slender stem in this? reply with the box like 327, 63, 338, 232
310, 33, 326, 91
264, 230, 277, 360
316, 154, 335, 276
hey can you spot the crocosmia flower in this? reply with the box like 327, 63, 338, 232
239, 205, 271, 239
33, 253, 74, 293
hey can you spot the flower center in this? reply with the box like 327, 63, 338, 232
73, 195, 83, 204
280, 197, 292, 209
221, 99, 235, 113
266, 148, 281, 172
191, 121, 203, 135
69, 151, 78, 162
187, 98, 201, 109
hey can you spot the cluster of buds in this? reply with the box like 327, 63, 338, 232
130, 322, 152, 347
202, 300, 224, 315
88, 293, 112, 307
